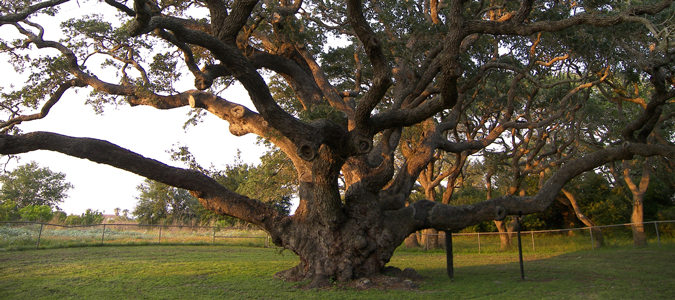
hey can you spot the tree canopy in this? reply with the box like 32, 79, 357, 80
1, 0, 675, 286
0, 161, 73, 210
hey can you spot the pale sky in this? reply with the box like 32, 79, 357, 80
11, 86, 265, 215
0, 2, 270, 215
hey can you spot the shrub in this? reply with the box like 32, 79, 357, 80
0, 200, 19, 221
52, 211, 67, 223
80, 209, 104, 225
65, 215, 83, 226
18, 205, 53, 222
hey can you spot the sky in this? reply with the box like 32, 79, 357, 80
0, 2, 271, 215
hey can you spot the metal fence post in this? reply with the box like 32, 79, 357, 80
101, 224, 106, 244
477, 232, 481, 254
655, 222, 661, 248
589, 227, 595, 250
36, 223, 44, 249
445, 231, 454, 280
531, 231, 535, 252
517, 211, 525, 280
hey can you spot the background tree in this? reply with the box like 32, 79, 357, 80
18, 204, 54, 222
133, 179, 198, 225
1, 0, 675, 287
134, 150, 294, 225
64, 208, 104, 225
0, 161, 73, 220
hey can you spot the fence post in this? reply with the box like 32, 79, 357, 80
36, 223, 44, 249
101, 224, 106, 244
517, 211, 525, 280
531, 231, 535, 252
477, 232, 481, 254
212, 226, 216, 244
655, 222, 661, 248
158, 225, 162, 243
589, 227, 595, 250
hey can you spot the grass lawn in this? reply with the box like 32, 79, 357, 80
0, 244, 673, 299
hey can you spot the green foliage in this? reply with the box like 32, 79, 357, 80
571, 173, 632, 225
214, 150, 295, 216
52, 211, 67, 223
133, 179, 200, 225
80, 209, 104, 225
0, 161, 73, 211
64, 215, 83, 226
168, 146, 295, 222
64, 209, 104, 226
0, 200, 19, 222
18, 205, 53, 222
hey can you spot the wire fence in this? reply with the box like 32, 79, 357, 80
0, 222, 270, 250
411, 220, 675, 253
1, 220, 674, 252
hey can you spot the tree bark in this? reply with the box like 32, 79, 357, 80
403, 201, 420, 248
560, 189, 604, 247
623, 158, 654, 247
495, 219, 512, 250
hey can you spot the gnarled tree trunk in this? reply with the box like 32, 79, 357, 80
623, 158, 654, 247
560, 189, 604, 247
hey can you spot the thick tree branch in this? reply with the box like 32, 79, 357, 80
0, 132, 284, 230
0, 0, 70, 25
386, 142, 675, 235
346, 0, 392, 133
0, 79, 86, 133
103, 0, 136, 16
466, 0, 674, 36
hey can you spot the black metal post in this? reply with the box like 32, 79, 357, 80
445, 231, 454, 281
517, 211, 525, 280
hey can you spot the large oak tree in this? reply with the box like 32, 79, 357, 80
2, 0, 675, 286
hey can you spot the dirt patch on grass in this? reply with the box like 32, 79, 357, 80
295, 266, 426, 291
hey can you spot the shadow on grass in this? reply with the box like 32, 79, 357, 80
0, 244, 673, 300
397, 244, 675, 299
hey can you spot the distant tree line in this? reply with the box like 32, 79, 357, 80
0, 161, 106, 225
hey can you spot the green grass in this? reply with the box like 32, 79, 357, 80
1, 244, 673, 299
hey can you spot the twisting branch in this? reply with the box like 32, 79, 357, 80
103, 0, 136, 16
386, 142, 675, 235
0, 79, 87, 133
0, 132, 285, 232
154, 29, 212, 90
0, 0, 70, 25
346, 0, 392, 134
466, 0, 674, 36
295, 45, 355, 122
